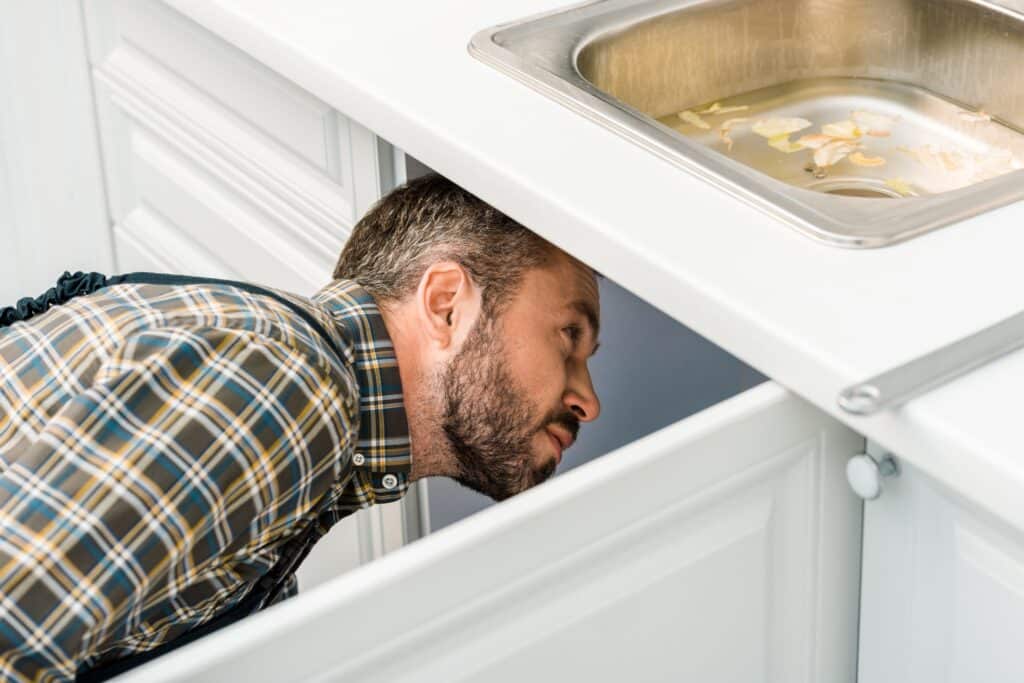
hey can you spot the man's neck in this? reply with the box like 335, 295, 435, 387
379, 303, 458, 483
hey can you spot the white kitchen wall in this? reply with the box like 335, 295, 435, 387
0, 1, 112, 305
0, 131, 18, 305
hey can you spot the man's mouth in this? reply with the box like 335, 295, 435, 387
546, 431, 563, 464
546, 426, 574, 464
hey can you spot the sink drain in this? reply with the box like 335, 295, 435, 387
825, 186, 897, 199
807, 178, 913, 199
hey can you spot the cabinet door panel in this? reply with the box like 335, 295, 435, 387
87, 0, 344, 180
87, 1, 392, 291
859, 461, 1024, 683
113, 207, 235, 278
92, 52, 352, 290
129, 382, 863, 683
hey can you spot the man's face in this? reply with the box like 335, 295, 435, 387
437, 253, 601, 501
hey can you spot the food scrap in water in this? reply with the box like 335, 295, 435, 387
884, 178, 915, 196
678, 110, 711, 129
752, 117, 813, 139
718, 117, 750, 151
795, 133, 834, 150
814, 140, 860, 168
851, 110, 898, 137
849, 152, 887, 167
940, 151, 964, 171
685, 98, 1011, 192
768, 135, 806, 153
821, 120, 863, 140
698, 102, 750, 116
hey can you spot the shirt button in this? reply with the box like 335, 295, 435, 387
382, 474, 398, 490
352, 453, 365, 466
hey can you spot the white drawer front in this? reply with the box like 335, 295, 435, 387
128, 382, 864, 682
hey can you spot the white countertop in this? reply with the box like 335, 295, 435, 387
167, 0, 1024, 530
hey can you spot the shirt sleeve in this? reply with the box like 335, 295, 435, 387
0, 326, 355, 682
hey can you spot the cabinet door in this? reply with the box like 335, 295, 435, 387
859, 460, 1024, 683
85, 0, 393, 291
128, 382, 864, 683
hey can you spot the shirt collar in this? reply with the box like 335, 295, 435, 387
312, 279, 411, 503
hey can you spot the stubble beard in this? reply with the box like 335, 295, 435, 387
438, 316, 556, 502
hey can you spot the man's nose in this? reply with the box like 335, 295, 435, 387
565, 366, 600, 423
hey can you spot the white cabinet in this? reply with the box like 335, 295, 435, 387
859, 459, 1024, 683
128, 382, 865, 682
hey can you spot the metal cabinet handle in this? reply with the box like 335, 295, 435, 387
838, 309, 1024, 415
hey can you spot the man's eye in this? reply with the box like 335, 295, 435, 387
563, 325, 582, 343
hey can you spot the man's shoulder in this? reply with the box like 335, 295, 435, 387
98, 280, 356, 381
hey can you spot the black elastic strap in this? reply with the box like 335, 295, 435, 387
0, 271, 109, 328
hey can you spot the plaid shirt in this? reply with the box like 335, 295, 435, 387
0, 278, 411, 682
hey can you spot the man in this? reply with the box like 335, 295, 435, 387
0, 174, 601, 681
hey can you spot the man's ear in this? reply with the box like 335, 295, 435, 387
415, 261, 480, 349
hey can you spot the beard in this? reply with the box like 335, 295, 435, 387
438, 315, 579, 502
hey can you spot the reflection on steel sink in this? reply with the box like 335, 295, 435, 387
470, 0, 1024, 248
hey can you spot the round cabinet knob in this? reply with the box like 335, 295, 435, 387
846, 454, 899, 500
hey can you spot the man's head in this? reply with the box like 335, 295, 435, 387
334, 174, 601, 501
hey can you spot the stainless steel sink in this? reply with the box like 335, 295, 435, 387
470, 0, 1024, 247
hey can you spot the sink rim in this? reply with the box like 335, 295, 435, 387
469, 0, 1024, 249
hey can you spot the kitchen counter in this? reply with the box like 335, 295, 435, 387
165, 0, 1024, 530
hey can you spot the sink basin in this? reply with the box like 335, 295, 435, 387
470, 0, 1024, 247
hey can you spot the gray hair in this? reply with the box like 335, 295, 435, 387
333, 174, 554, 315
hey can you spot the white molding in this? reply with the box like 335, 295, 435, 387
127, 125, 332, 291
113, 206, 237, 277
96, 46, 355, 259
349, 119, 398, 218
88, 0, 340, 176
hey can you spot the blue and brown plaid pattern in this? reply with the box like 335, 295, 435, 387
0, 278, 410, 681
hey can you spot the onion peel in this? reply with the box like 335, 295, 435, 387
678, 110, 711, 129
